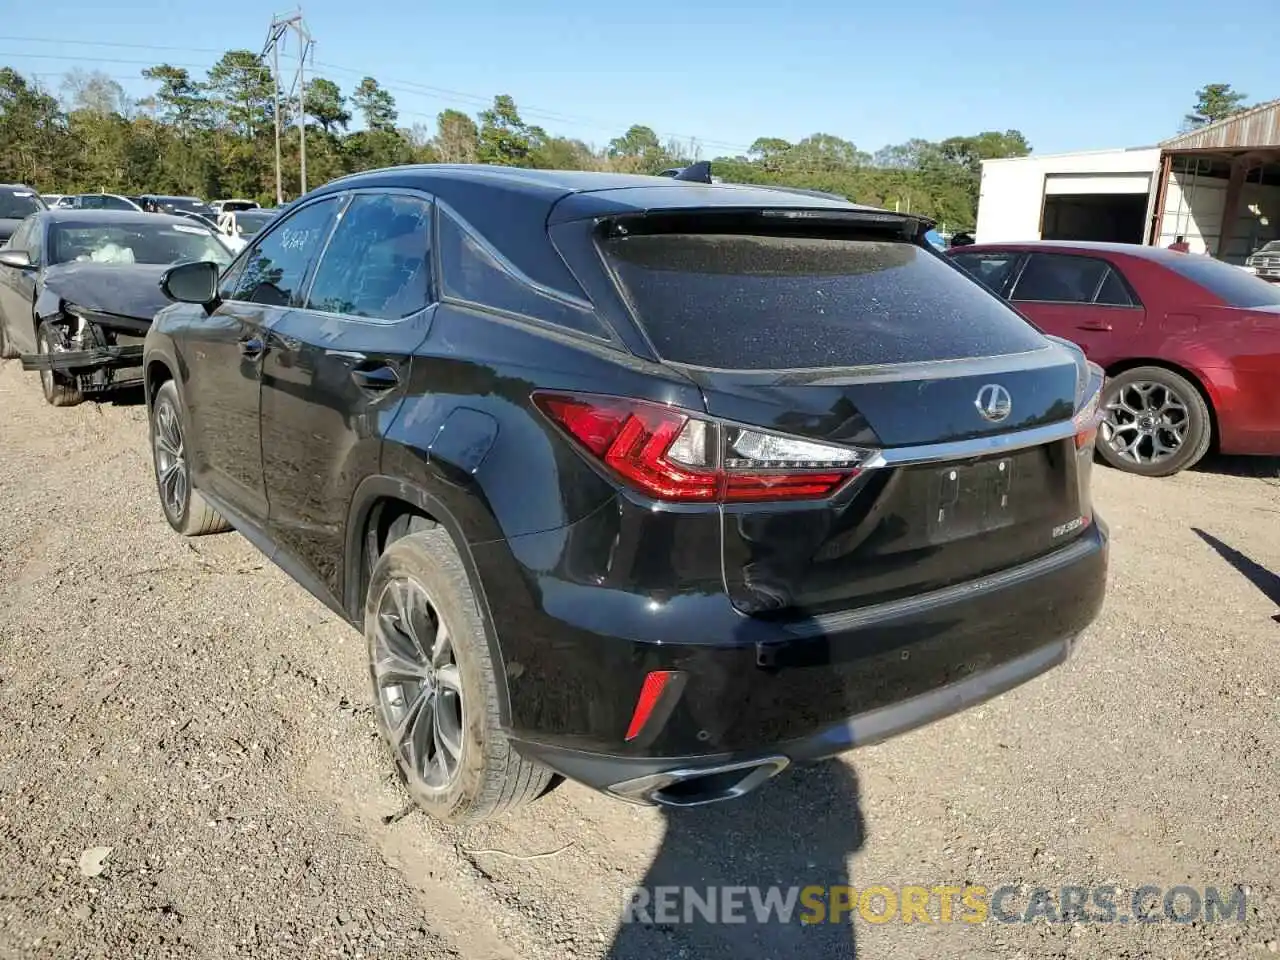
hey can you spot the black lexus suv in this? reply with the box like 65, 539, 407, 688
144, 166, 1109, 823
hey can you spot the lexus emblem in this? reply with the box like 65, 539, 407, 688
974, 384, 1012, 423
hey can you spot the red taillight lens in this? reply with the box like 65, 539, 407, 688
536, 393, 718, 501
534, 392, 871, 503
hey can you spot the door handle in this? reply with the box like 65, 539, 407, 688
350, 363, 400, 391
239, 336, 265, 358
1078, 321, 1112, 332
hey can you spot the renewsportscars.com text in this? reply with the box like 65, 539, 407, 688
621, 884, 1248, 926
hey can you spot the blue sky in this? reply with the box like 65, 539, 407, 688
1, 0, 1272, 157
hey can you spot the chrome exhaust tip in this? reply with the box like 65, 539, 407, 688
608, 756, 790, 807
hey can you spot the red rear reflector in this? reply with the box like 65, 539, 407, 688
625, 670, 676, 741
534, 391, 865, 504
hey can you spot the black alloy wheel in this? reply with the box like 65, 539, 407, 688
149, 380, 231, 536
370, 575, 467, 792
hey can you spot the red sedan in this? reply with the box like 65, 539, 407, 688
949, 241, 1280, 477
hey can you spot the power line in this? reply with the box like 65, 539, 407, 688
0, 36, 754, 154
0, 34, 229, 54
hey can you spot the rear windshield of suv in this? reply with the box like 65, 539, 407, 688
0, 187, 42, 220
1165, 255, 1280, 308
604, 233, 1047, 370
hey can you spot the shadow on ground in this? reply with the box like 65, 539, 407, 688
95, 384, 147, 407
1192, 527, 1280, 622
605, 760, 865, 959
1191, 454, 1280, 479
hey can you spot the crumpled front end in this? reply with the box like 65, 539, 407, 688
20, 304, 149, 392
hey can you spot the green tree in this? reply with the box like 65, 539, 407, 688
531, 136, 598, 170
0, 68, 67, 187
786, 133, 863, 171
605, 124, 678, 173
139, 64, 210, 131
1185, 83, 1249, 128
352, 77, 396, 131
747, 136, 793, 171
477, 94, 534, 166
433, 108, 479, 163
304, 77, 350, 134
206, 50, 274, 136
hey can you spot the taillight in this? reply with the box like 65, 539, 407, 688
1073, 364, 1105, 451
533, 391, 874, 503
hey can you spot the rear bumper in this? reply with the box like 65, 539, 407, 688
479, 512, 1108, 800
517, 636, 1072, 805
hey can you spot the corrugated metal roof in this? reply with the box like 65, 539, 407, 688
1161, 98, 1280, 150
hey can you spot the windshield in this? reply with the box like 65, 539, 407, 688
1164, 255, 1280, 308
50, 222, 233, 267
0, 187, 43, 219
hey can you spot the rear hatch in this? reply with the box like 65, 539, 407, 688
601, 215, 1100, 615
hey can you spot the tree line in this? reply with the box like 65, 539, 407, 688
0, 51, 1248, 230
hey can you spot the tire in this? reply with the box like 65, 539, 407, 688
365, 523, 552, 824
36, 321, 83, 407
1097, 365, 1212, 477
150, 380, 231, 536
0, 319, 15, 360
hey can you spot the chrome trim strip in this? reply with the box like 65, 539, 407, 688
862, 418, 1080, 469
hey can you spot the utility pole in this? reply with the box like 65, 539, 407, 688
262, 9, 314, 203
270, 38, 282, 205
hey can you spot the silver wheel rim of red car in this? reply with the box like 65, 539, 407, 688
371, 578, 465, 790
1101, 380, 1189, 466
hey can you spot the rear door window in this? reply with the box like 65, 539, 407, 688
1094, 266, 1137, 307
1011, 254, 1108, 304
603, 233, 1046, 370
0, 188, 42, 219
439, 207, 603, 336
305, 193, 433, 321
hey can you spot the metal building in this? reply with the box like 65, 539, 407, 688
1148, 98, 1280, 259
976, 98, 1280, 261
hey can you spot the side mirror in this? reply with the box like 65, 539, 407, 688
161, 260, 220, 305
0, 248, 32, 269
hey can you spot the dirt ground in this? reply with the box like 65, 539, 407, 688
1, 357, 1277, 960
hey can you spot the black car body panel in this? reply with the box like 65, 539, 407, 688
144, 164, 1109, 808
38, 262, 173, 324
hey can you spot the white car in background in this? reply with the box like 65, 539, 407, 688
214, 208, 277, 252
209, 199, 260, 215
172, 206, 278, 255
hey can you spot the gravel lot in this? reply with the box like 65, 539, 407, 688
1, 357, 1278, 960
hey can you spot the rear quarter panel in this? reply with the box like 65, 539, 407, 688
379, 304, 704, 545
1120, 257, 1280, 454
